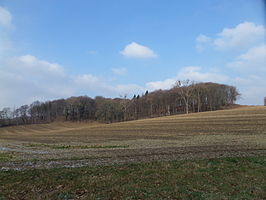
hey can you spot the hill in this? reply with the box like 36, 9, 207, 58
0, 105, 265, 169
1, 106, 266, 199
0, 81, 240, 126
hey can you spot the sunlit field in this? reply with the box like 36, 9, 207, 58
0, 106, 265, 169
1, 106, 266, 199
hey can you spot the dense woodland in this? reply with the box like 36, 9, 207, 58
0, 81, 240, 127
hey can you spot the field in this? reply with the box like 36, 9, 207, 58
0, 106, 266, 169
0, 106, 266, 199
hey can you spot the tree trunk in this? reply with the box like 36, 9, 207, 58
185, 103, 189, 114
197, 92, 200, 112
167, 105, 170, 115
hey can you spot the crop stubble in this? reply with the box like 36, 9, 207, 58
0, 106, 265, 170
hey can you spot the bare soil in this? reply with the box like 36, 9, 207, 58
0, 106, 266, 170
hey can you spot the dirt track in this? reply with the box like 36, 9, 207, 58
0, 106, 266, 170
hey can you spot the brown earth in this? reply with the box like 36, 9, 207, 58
0, 106, 266, 170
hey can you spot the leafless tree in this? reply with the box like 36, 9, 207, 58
174, 80, 195, 114
0, 81, 240, 126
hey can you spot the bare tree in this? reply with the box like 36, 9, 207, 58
174, 80, 195, 114
0, 81, 240, 126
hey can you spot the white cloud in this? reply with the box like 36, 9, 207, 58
0, 7, 12, 27
0, 7, 13, 59
233, 75, 266, 105
58, 65, 266, 106
196, 22, 266, 51
195, 34, 211, 51
0, 8, 265, 108
0, 55, 73, 108
196, 35, 210, 43
0, 53, 144, 108
146, 78, 176, 91
227, 44, 266, 71
7, 55, 65, 77
145, 66, 266, 105
214, 22, 265, 50
194, 22, 266, 105
146, 66, 229, 91
225, 44, 266, 105
112, 67, 127, 75
74, 74, 101, 86
120, 42, 157, 58
177, 66, 229, 82
0, 69, 73, 108
1, 54, 264, 108
0, 70, 42, 107
74, 74, 143, 96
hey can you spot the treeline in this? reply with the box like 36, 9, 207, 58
0, 81, 240, 127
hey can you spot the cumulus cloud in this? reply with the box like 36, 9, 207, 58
227, 44, 266, 71
196, 22, 266, 51
214, 22, 265, 50
120, 42, 157, 58
111, 67, 127, 75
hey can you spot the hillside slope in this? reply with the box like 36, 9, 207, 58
0, 106, 266, 170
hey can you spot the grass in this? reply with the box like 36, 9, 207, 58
0, 107, 265, 199
0, 152, 15, 162
24, 143, 129, 149
0, 156, 266, 200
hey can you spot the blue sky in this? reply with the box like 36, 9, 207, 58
0, 0, 265, 108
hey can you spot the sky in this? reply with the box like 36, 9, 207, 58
0, 0, 265, 109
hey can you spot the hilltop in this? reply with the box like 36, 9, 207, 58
0, 81, 240, 127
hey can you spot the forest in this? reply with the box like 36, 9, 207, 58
0, 81, 240, 127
